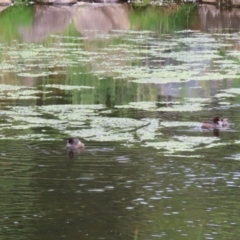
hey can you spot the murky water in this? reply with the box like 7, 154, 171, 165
0, 3, 240, 240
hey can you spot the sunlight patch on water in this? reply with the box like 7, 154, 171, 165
175, 136, 218, 145
157, 102, 204, 112
115, 101, 157, 111
88, 132, 135, 142
0, 99, 232, 155
115, 100, 207, 112
0, 30, 238, 155
144, 140, 197, 153
44, 84, 94, 90
204, 142, 231, 149
88, 189, 105, 192
0, 103, 160, 143
5, 106, 42, 116
144, 136, 219, 153
161, 121, 198, 127
0, 84, 26, 91
0, 85, 51, 100
165, 154, 202, 158
18, 72, 59, 77
220, 88, 240, 95
136, 119, 161, 141
1, 30, 240, 86
0, 63, 15, 71
225, 153, 240, 161
0, 134, 55, 141
214, 92, 236, 98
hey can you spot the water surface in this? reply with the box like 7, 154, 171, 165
0, 3, 240, 240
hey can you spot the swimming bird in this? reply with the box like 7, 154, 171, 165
66, 138, 85, 150
201, 117, 229, 130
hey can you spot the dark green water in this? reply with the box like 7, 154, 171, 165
0, 3, 240, 240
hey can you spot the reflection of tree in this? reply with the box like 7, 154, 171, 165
199, 4, 240, 33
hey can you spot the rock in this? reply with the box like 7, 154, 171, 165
0, 0, 12, 6
35, 0, 77, 5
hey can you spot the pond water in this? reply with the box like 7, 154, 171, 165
0, 2, 240, 240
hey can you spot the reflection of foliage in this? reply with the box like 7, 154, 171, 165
14, 0, 29, 4
0, 6, 33, 43
130, 4, 197, 32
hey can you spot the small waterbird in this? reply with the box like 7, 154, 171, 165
200, 117, 229, 130
66, 138, 85, 150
